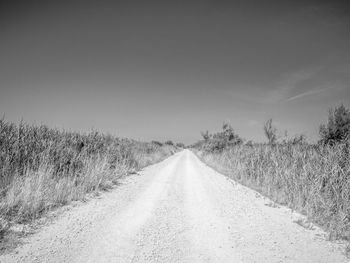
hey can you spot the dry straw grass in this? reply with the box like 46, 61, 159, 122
196, 143, 350, 241
0, 119, 176, 228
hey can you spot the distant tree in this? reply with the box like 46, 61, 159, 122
289, 134, 307, 145
264, 119, 277, 145
202, 122, 243, 153
152, 140, 163, 146
200, 130, 210, 141
176, 142, 185, 148
319, 104, 350, 145
164, 140, 174, 146
245, 140, 254, 147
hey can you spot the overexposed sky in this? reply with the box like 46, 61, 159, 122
1, 0, 350, 144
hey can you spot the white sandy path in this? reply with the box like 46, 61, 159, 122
0, 150, 348, 263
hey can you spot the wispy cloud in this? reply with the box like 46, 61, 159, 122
286, 87, 333, 101
261, 67, 323, 104
223, 65, 347, 105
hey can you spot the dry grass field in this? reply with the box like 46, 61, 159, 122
191, 105, 350, 255
195, 143, 350, 242
0, 119, 177, 238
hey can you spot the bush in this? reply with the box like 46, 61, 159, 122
151, 140, 163, 146
320, 104, 350, 145
164, 140, 174, 146
176, 142, 185, 148
288, 134, 307, 145
200, 122, 243, 153
245, 140, 254, 147
264, 119, 277, 144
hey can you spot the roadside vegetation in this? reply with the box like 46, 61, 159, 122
192, 104, 350, 243
0, 119, 177, 239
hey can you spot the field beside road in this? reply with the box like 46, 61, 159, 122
0, 150, 347, 262
194, 143, 350, 245
0, 119, 177, 250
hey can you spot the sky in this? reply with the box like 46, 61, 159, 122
1, 0, 350, 144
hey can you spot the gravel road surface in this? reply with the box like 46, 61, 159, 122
0, 150, 347, 262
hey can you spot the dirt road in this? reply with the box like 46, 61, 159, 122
1, 150, 347, 262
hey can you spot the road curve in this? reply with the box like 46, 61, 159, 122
1, 150, 347, 262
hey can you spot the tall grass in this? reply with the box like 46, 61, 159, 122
195, 143, 350, 241
0, 119, 176, 226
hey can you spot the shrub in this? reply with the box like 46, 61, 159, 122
263, 119, 277, 144
319, 104, 350, 145
200, 122, 243, 153
151, 140, 163, 146
245, 140, 254, 147
288, 134, 307, 145
176, 142, 185, 148
164, 140, 174, 146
